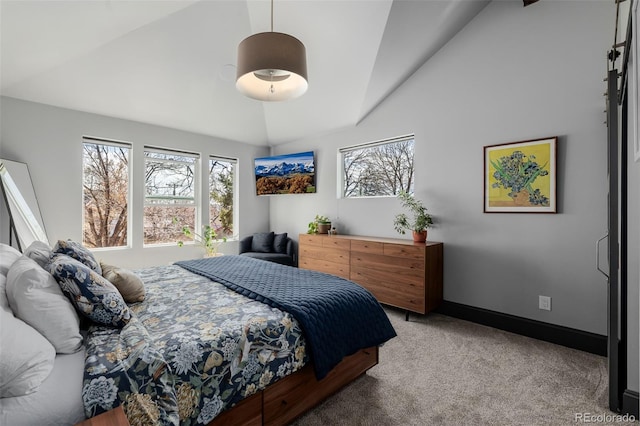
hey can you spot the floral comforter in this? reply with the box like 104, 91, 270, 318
82, 265, 308, 426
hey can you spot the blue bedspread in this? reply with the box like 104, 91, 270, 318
83, 265, 308, 425
176, 255, 396, 379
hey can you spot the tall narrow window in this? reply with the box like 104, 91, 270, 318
340, 135, 415, 198
144, 148, 198, 245
82, 137, 131, 248
209, 157, 236, 239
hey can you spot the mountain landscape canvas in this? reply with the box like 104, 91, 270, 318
254, 151, 316, 195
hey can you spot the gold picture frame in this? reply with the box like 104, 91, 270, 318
484, 137, 557, 213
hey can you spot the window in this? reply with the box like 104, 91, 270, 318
82, 137, 131, 248
209, 157, 236, 239
144, 148, 198, 245
340, 135, 415, 198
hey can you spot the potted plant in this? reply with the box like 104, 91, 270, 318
178, 224, 227, 257
393, 191, 433, 243
307, 215, 331, 234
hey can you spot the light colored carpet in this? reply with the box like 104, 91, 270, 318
293, 308, 637, 426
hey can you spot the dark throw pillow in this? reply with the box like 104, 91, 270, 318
53, 240, 102, 275
273, 233, 289, 254
47, 254, 131, 328
251, 232, 275, 253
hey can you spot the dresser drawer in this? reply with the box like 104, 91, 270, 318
350, 262, 424, 289
299, 234, 323, 247
299, 258, 350, 279
322, 238, 351, 250
351, 266, 426, 313
383, 243, 424, 260
350, 240, 383, 255
300, 246, 349, 264
301, 246, 349, 265
351, 252, 424, 279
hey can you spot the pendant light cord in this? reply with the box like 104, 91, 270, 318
269, 0, 275, 95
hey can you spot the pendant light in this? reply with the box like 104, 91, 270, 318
236, 0, 308, 101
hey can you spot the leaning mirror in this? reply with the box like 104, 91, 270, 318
0, 158, 48, 251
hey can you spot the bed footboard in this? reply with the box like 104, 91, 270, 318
210, 346, 379, 426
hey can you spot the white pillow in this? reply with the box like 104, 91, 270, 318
24, 241, 53, 269
0, 308, 55, 397
0, 243, 21, 277
6, 256, 82, 354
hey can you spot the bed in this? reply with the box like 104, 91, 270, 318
0, 242, 396, 426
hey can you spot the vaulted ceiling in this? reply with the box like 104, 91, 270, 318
0, 0, 489, 146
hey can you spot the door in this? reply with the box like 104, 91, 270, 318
605, 66, 628, 413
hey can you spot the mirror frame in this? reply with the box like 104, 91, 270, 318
0, 158, 49, 251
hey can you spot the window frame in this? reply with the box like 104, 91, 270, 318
143, 146, 200, 247
208, 155, 238, 240
338, 134, 415, 199
81, 136, 132, 250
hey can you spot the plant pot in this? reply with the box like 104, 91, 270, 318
317, 223, 331, 234
412, 230, 427, 243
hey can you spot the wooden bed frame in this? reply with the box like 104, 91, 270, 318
77, 346, 378, 426
210, 346, 378, 426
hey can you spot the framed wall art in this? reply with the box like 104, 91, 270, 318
254, 151, 316, 195
484, 136, 557, 213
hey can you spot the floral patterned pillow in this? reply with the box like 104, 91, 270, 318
53, 240, 102, 275
47, 254, 131, 327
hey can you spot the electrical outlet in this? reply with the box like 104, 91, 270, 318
539, 295, 551, 311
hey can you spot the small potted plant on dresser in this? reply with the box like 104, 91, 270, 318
393, 191, 433, 243
307, 215, 331, 234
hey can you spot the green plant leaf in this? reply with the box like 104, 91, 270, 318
490, 159, 509, 179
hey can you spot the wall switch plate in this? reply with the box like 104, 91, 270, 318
539, 295, 551, 311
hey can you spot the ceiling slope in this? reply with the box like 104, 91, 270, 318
1, 0, 488, 146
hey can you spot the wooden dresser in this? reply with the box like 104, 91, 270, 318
299, 234, 443, 315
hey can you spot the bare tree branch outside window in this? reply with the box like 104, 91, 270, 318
341, 136, 415, 197
82, 141, 130, 248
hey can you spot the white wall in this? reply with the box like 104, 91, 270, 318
271, 1, 613, 335
0, 97, 270, 268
